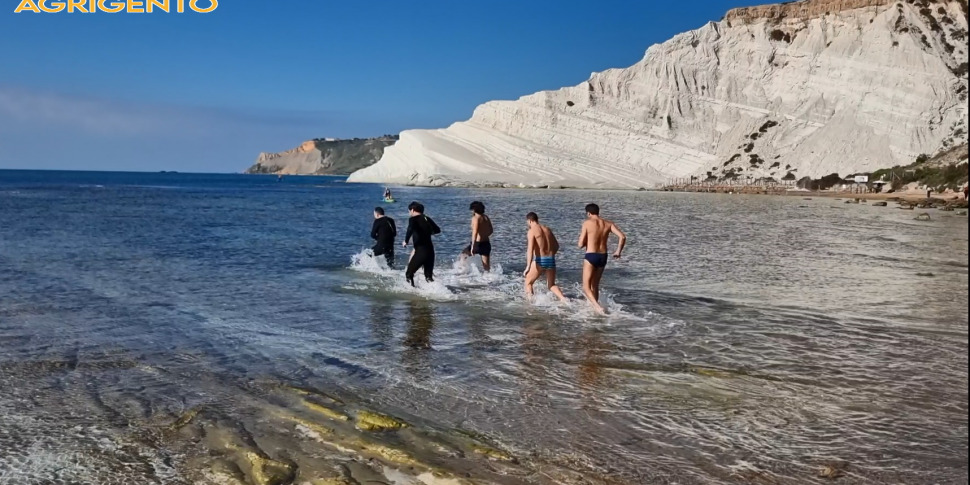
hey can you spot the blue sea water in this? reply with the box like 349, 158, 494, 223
0, 170, 967, 484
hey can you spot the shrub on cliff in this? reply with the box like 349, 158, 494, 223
797, 173, 843, 190
770, 30, 792, 43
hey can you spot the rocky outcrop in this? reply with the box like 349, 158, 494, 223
724, 0, 892, 23
247, 136, 398, 175
348, 0, 969, 189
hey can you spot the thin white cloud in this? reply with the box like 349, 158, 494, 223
0, 85, 402, 171
0, 86, 161, 135
0, 85, 340, 138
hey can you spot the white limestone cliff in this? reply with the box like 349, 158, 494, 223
349, 0, 969, 188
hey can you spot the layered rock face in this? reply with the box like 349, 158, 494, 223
349, 0, 969, 188
247, 136, 399, 175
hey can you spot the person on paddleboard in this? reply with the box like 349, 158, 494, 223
383, 187, 393, 201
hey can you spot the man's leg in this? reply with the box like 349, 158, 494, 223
405, 249, 423, 286
525, 265, 541, 299
546, 269, 568, 302
424, 249, 436, 282
591, 267, 606, 302
481, 255, 491, 272
385, 250, 395, 268
582, 261, 605, 313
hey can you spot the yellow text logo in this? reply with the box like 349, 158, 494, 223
15, 0, 218, 13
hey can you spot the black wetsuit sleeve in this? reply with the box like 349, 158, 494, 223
371, 220, 380, 241
391, 218, 397, 239
405, 217, 414, 245
428, 217, 441, 235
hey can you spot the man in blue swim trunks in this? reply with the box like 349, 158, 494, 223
578, 203, 626, 313
523, 212, 568, 302
468, 201, 494, 272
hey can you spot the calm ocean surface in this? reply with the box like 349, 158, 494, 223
0, 170, 967, 484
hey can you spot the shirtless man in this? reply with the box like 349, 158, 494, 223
577, 203, 626, 313
523, 212, 568, 302
468, 201, 494, 272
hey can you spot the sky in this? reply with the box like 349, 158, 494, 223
0, 0, 761, 173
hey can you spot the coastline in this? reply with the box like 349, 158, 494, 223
345, 179, 970, 204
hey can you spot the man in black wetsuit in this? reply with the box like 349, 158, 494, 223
402, 202, 441, 286
371, 207, 397, 267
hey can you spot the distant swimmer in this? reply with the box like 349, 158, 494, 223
523, 212, 568, 302
402, 202, 442, 286
371, 207, 397, 267
468, 201, 494, 272
577, 203, 627, 314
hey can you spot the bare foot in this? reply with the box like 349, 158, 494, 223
588, 300, 607, 315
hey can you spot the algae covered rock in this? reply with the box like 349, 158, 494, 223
471, 444, 517, 463
167, 406, 203, 431
355, 410, 409, 432
308, 479, 354, 485
302, 400, 350, 422
245, 452, 295, 485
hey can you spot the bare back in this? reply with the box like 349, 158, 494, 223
530, 224, 559, 257
473, 214, 493, 242
582, 218, 614, 254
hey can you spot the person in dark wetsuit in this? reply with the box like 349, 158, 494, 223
371, 207, 397, 267
402, 202, 441, 286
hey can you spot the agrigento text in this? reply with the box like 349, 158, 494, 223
15, 0, 218, 13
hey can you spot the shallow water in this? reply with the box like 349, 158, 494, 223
0, 170, 967, 484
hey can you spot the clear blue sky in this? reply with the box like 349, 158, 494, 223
0, 0, 760, 173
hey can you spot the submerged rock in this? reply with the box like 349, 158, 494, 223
818, 462, 848, 479
471, 444, 517, 463
287, 385, 342, 400
167, 406, 203, 431
244, 452, 295, 485
302, 400, 350, 422
689, 365, 742, 379
873, 201, 888, 207
355, 410, 409, 432
308, 479, 354, 485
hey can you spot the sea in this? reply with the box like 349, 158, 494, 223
0, 170, 967, 485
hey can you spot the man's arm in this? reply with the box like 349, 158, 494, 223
371, 220, 380, 241
578, 223, 588, 249
470, 217, 479, 253
391, 219, 397, 239
550, 230, 560, 254
524, 231, 535, 276
610, 222, 627, 258
403, 218, 414, 246
429, 216, 441, 235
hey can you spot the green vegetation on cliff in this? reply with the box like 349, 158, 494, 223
870, 144, 969, 191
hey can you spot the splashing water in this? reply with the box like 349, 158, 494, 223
347, 249, 665, 324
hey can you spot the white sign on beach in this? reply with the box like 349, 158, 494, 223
854, 175, 869, 183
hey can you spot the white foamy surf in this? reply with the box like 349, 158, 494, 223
346, 249, 664, 323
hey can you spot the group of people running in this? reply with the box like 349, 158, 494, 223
370, 200, 627, 314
